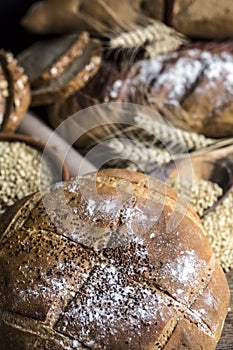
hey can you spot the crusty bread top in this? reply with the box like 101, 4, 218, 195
0, 169, 230, 349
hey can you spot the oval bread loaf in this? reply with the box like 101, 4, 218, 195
0, 169, 230, 349
118, 41, 233, 138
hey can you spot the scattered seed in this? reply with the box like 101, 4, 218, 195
0, 141, 57, 213
168, 177, 233, 271
167, 178, 223, 217
202, 190, 233, 272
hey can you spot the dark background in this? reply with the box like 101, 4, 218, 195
0, 0, 44, 54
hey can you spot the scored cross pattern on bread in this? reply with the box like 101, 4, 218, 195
0, 169, 230, 349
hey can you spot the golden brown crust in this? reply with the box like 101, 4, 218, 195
0, 169, 230, 349
20, 0, 140, 35
0, 64, 8, 128
0, 50, 31, 132
165, 318, 217, 349
31, 32, 90, 88
31, 52, 102, 105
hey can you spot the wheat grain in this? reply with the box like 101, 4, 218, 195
134, 112, 215, 151
0, 141, 55, 213
201, 190, 233, 272
169, 175, 233, 272
168, 178, 223, 217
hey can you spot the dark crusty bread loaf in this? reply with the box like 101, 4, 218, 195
17, 33, 89, 88
118, 41, 233, 138
0, 169, 230, 349
21, 0, 164, 35
0, 50, 30, 132
169, 0, 233, 39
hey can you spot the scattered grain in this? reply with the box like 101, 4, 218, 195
168, 178, 223, 217
202, 191, 233, 272
168, 177, 233, 271
0, 141, 56, 213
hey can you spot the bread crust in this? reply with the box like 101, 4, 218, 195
118, 41, 233, 138
31, 41, 102, 105
18, 33, 90, 89
170, 0, 233, 39
0, 50, 31, 132
0, 169, 230, 349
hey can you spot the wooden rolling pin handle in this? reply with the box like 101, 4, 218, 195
18, 112, 97, 178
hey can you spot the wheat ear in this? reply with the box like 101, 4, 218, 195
109, 20, 188, 50
134, 112, 215, 151
105, 138, 171, 169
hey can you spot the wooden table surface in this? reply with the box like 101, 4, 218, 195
217, 270, 233, 349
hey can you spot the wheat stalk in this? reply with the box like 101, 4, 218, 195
102, 112, 216, 172
134, 112, 215, 151
109, 20, 188, 50
106, 138, 171, 169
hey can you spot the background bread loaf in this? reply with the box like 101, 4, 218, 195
117, 41, 233, 138
169, 0, 233, 39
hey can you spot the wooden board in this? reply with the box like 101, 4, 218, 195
217, 270, 233, 349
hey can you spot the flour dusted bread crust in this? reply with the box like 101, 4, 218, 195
118, 41, 233, 138
0, 169, 230, 349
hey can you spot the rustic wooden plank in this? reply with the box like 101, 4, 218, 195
217, 270, 233, 349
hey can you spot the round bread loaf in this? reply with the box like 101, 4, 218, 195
0, 169, 230, 349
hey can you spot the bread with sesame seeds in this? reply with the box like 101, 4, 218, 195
0, 169, 230, 349
18, 36, 102, 106
0, 50, 31, 132
17, 33, 90, 89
